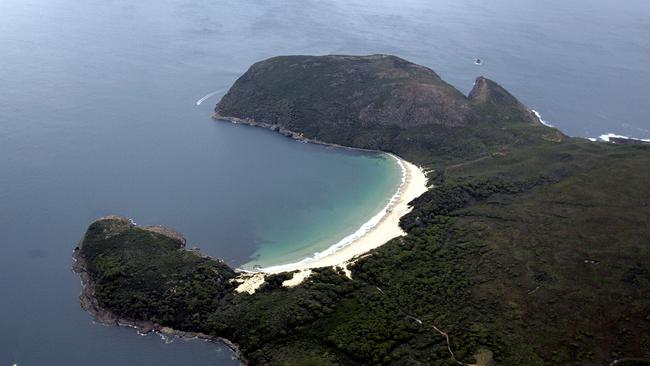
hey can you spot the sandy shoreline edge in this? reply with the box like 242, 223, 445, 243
261, 154, 427, 273
213, 114, 429, 292
71, 115, 430, 364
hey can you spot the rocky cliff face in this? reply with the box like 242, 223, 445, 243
468, 76, 543, 125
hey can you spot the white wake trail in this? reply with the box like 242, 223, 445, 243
196, 88, 228, 106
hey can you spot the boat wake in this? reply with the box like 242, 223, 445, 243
196, 88, 228, 106
254, 154, 407, 273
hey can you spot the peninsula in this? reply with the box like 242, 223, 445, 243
73, 55, 650, 366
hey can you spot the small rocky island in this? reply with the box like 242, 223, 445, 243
74, 55, 650, 366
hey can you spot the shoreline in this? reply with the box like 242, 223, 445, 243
213, 114, 429, 290
260, 154, 427, 273
532, 109, 650, 143
72, 113, 430, 355
252, 153, 408, 272
213, 113, 382, 152
71, 228, 249, 366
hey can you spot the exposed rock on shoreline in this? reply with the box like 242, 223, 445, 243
72, 216, 248, 365
213, 113, 377, 152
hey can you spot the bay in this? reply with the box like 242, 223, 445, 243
1, 0, 649, 364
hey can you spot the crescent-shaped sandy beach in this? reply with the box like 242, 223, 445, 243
236, 156, 429, 293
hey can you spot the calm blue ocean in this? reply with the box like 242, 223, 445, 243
1, 0, 648, 364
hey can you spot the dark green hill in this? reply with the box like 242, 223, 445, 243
74, 55, 649, 366
215, 55, 566, 164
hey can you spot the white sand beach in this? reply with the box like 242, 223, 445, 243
235, 156, 429, 294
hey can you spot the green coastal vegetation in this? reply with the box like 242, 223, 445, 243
74, 55, 650, 365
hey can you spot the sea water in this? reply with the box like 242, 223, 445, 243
1, 0, 649, 365
242, 151, 402, 270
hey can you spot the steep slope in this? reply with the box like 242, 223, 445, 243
216, 55, 565, 164
469, 76, 540, 124
217, 55, 471, 128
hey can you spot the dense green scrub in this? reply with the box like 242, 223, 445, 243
76, 55, 650, 365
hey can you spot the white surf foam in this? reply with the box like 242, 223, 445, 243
254, 154, 407, 273
597, 133, 650, 143
196, 88, 227, 106
531, 109, 554, 127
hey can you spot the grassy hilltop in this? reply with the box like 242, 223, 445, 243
76, 55, 649, 366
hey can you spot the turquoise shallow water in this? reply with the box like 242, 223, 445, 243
1, 0, 649, 364
243, 151, 402, 270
